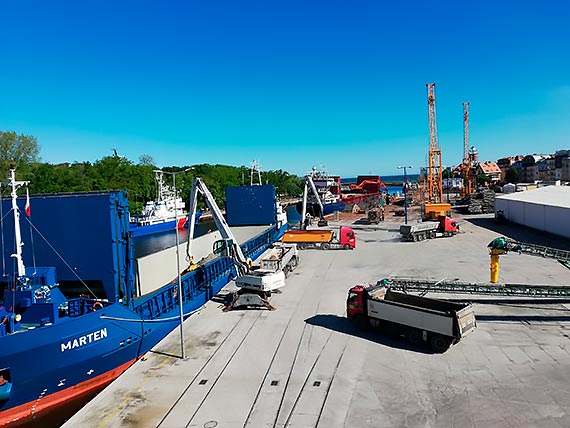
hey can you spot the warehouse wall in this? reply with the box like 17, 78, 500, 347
496, 199, 570, 238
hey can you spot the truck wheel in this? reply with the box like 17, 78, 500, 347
322, 243, 331, 250
343, 244, 351, 250
283, 266, 290, 278
430, 334, 451, 353
407, 328, 422, 345
298, 243, 307, 250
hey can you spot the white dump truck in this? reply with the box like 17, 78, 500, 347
347, 283, 476, 352
254, 243, 299, 277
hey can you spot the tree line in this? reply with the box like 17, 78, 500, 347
0, 131, 304, 213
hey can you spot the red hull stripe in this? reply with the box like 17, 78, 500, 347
0, 359, 137, 428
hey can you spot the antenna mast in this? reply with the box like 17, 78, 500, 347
7, 169, 29, 277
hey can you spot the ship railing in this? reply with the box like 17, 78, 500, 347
240, 224, 279, 261
68, 298, 108, 317
133, 256, 235, 320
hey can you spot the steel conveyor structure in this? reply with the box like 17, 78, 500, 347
381, 277, 570, 298
490, 238, 570, 269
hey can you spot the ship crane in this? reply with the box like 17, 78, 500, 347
424, 83, 451, 219
186, 177, 285, 310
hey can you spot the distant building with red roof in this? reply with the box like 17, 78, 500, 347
476, 161, 501, 183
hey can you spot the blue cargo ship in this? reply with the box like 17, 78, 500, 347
0, 172, 286, 427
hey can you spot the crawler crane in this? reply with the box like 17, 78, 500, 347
186, 178, 285, 311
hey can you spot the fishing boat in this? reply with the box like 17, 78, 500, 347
129, 170, 201, 237
0, 170, 286, 428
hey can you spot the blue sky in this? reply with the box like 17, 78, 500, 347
1, 1, 568, 177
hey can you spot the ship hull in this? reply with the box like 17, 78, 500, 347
130, 213, 207, 238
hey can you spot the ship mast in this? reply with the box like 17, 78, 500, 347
7, 169, 29, 278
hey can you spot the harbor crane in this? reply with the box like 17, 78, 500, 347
424, 83, 451, 219
186, 177, 285, 310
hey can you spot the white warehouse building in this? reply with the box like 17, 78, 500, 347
495, 186, 570, 238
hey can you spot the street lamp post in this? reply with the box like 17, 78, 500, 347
157, 168, 192, 359
397, 165, 413, 224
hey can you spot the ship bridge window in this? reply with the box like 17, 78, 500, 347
59, 280, 105, 299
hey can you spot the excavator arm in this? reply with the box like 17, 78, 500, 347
185, 177, 283, 311
300, 175, 327, 229
186, 177, 250, 275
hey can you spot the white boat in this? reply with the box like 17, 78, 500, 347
129, 170, 190, 236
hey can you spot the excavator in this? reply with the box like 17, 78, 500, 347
348, 178, 388, 193
299, 174, 328, 229
186, 177, 286, 311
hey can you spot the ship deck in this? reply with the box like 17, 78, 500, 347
64, 210, 570, 428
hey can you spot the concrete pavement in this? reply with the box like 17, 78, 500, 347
63, 213, 570, 428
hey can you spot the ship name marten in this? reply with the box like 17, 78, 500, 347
60, 328, 108, 352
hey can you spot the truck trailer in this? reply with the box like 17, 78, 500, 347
281, 226, 356, 250
347, 283, 476, 352
254, 243, 299, 277
399, 216, 458, 241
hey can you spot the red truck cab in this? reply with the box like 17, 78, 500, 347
438, 216, 459, 235
340, 226, 356, 249
346, 284, 366, 319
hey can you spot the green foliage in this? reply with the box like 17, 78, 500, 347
138, 154, 155, 166
0, 131, 41, 180
505, 167, 520, 184
477, 174, 491, 186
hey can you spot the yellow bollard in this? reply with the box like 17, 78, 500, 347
489, 249, 501, 283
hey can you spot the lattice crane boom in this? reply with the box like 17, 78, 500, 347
463, 102, 469, 164
460, 102, 475, 197
426, 83, 443, 203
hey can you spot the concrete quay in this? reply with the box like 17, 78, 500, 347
64, 213, 570, 428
